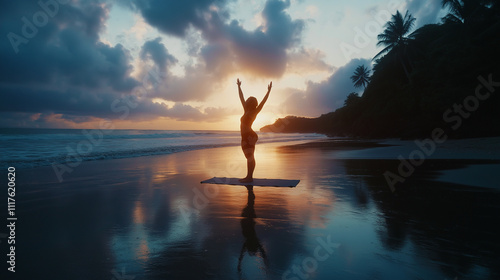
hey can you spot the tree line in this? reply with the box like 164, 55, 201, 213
262, 0, 500, 138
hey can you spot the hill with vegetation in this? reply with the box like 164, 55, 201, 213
261, 1, 500, 138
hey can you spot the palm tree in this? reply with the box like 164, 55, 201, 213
350, 65, 371, 89
441, 0, 491, 25
374, 10, 416, 82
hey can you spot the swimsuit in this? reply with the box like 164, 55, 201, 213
241, 113, 258, 150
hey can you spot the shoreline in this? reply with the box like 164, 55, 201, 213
0, 132, 326, 170
3, 127, 500, 171
5, 135, 500, 279
8, 135, 500, 180
11, 139, 318, 183
12, 136, 500, 190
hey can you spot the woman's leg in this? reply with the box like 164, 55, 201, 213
246, 148, 255, 180
240, 143, 255, 182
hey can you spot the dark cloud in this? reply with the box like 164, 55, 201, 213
261, 0, 303, 48
0, 81, 231, 126
131, 0, 309, 104
0, 0, 322, 128
0, 0, 232, 127
0, 83, 165, 119
0, 112, 78, 129
124, 0, 305, 78
140, 37, 178, 71
210, 0, 305, 77
281, 58, 371, 117
200, 42, 231, 76
0, 0, 138, 91
123, 0, 232, 37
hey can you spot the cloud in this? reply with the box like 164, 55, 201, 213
210, 0, 305, 77
404, 0, 444, 27
0, 0, 233, 127
200, 42, 232, 76
140, 37, 178, 71
0, 83, 165, 118
0, 0, 330, 128
0, 1, 138, 91
124, 0, 305, 78
0, 112, 95, 129
0, 79, 232, 126
133, 45, 222, 103
167, 103, 231, 122
0, 0, 141, 128
130, 0, 312, 103
151, 64, 221, 102
123, 0, 232, 37
286, 48, 333, 74
281, 58, 371, 117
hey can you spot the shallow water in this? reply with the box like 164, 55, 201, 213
6, 141, 500, 279
0, 128, 325, 169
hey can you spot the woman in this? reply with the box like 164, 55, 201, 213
237, 78, 272, 183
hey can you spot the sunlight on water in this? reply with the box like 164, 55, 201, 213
12, 140, 500, 279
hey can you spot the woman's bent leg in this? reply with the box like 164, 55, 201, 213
240, 144, 255, 182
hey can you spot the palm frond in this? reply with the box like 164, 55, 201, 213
373, 45, 393, 60
350, 65, 371, 89
374, 10, 415, 60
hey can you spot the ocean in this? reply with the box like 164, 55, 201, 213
0, 128, 325, 169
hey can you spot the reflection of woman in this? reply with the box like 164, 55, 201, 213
238, 186, 269, 275
237, 79, 272, 183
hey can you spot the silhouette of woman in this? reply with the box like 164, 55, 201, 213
237, 79, 272, 183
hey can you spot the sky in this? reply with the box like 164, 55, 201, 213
0, 0, 447, 130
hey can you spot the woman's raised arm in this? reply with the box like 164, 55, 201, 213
256, 81, 272, 113
237, 79, 245, 108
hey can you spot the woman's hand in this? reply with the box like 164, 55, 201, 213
237, 79, 242, 87
268, 81, 272, 92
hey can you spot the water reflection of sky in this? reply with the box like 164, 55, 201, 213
14, 141, 500, 279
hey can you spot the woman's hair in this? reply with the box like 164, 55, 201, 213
245, 96, 258, 110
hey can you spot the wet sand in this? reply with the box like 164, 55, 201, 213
3, 139, 500, 279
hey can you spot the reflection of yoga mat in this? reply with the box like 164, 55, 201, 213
201, 177, 300, 187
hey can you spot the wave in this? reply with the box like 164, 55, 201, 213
0, 129, 226, 141
0, 129, 326, 169
0, 143, 237, 170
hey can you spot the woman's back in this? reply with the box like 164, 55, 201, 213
240, 110, 257, 133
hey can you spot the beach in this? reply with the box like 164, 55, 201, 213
2, 0, 500, 279
3, 138, 500, 279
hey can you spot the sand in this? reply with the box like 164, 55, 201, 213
3, 139, 500, 279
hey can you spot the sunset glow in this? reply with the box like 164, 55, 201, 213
0, 0, 446, 130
